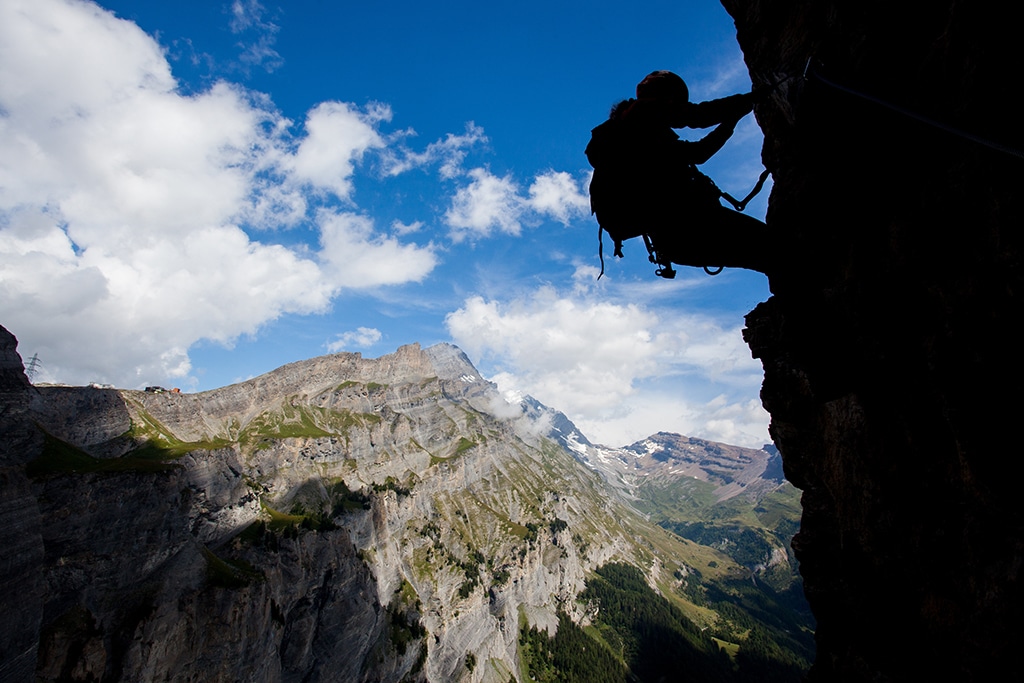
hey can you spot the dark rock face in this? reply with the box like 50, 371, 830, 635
724, 1, 1024, 679
0, 326, 45, 682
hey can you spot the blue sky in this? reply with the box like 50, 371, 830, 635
0, 0, 772, 448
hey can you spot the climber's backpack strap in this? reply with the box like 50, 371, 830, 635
597, 224, 634, 279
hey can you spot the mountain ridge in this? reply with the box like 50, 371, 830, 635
0, 326, 809, 682
521, 397, 785, 506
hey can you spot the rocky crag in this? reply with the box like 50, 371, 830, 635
723, 0, 1024, 680
0, 325, 802, 682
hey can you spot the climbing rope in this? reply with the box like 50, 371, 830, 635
804, 59, 1024, 161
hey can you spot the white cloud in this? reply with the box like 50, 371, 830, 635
318, 210, 436, 287
576, 391, 769, 449
229, 0, 283, 73
444, 168, 591, 241
0, 0, 174, 121
285, 101, 391, 200
0, 0, 435, 388
383, 122, 487, 179
326, 327, 382, 353
445, 286, 768, 448
445, 168, 525, 241
526, 171, 591, 224
391, 219, 424, 235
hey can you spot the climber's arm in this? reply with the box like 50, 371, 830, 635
680, 119, 739, 165
684, 92, 755, 128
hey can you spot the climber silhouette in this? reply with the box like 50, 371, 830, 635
586, 70, 771, 277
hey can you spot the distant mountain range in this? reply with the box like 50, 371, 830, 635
521, 395, 783, 499
517, 390, 804, 589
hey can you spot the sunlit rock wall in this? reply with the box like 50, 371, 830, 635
0, 330, 670, 682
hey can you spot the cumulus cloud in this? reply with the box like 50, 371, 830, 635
575, 391, 770, 450
0, 0, 435, 388
445, 169, 525, 241
445, 287, 768, 448
326, 326, 382, 353
444, 168, 590, 241
286, 102, 391, 199
526, 171, 591, 225
318, 210, 436, 287
447, 291, 660, 414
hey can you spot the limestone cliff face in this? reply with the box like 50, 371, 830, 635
722, 1, 1024, 679
0, 329, 717, 682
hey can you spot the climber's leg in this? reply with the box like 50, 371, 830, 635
652, 206, 772, 274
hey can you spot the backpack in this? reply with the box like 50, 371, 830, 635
585, 116, 722, 278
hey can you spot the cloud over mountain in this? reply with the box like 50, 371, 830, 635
0, 0, 435, 386
0, 0, 770, 451
445, 283, 768, 448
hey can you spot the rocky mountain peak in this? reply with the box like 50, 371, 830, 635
423, 342, 482, 382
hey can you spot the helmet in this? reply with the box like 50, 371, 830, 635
636, 71, 688, 103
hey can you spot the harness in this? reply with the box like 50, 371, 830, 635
597, 167, 772, 279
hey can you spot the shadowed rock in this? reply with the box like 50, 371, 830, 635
723, 0, 1024, 679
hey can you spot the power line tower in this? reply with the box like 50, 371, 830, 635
25, 353, 41, 383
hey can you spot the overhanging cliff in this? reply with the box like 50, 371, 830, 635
724, 1, 1024, 680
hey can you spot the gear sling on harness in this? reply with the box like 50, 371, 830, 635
594, 166, 771, 279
